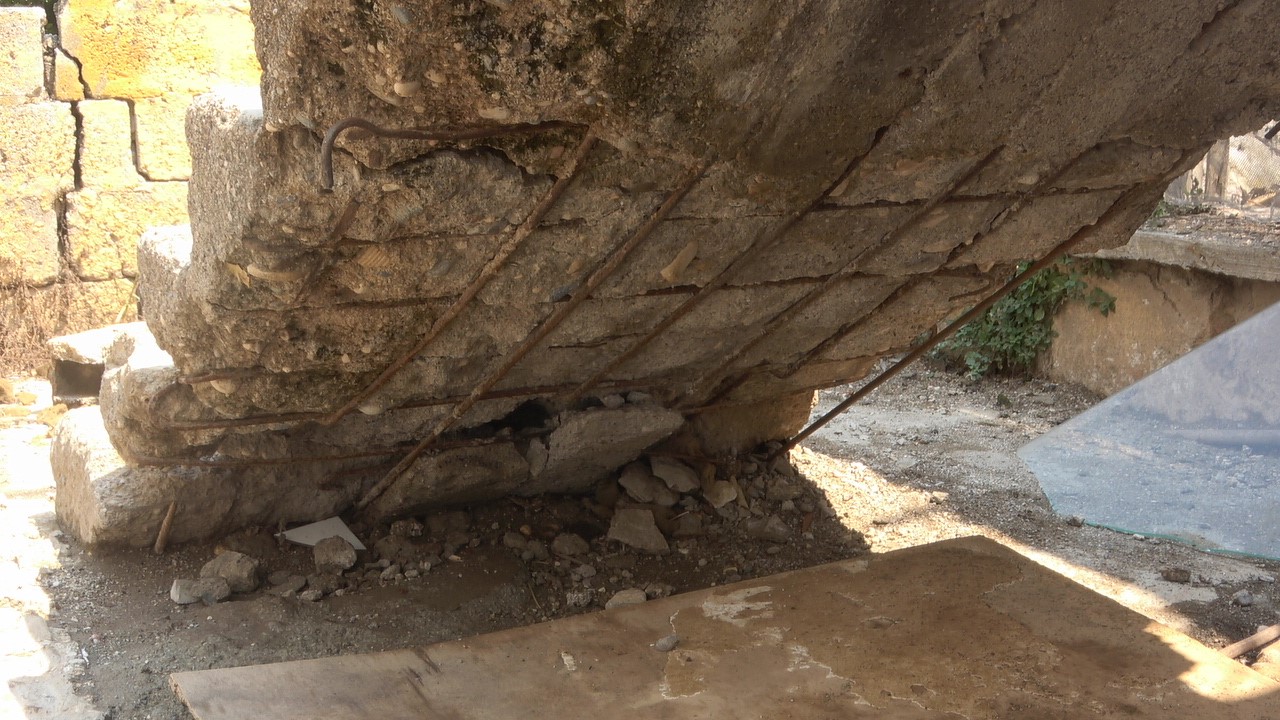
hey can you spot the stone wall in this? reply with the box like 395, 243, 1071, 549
1042, 230, 1280, 396
0, 1, 257, 370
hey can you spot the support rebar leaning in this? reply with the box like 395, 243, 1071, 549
554, 130, 894, 408
318, 117, 579, 191
673, 147, 1006, 410
773, 175, 1182, 460
354, 162, 710, 512
320, 130, 599, 426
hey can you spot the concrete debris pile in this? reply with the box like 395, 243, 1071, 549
51, 0, 1280, 544
163, 449, 868, 614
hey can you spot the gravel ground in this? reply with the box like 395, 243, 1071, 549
2, 361, 1278, 719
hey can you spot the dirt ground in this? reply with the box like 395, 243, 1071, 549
2, 360, 1278, 719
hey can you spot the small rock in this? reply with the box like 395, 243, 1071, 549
1065, 515, 1084, 527
618, 462, 663, 503
626, 391, 652, 404
768, 455, 796, 477
703, 481, 738, 509
306, 573, 342, 595
1160, 567, 1192, 584
502, 531, 528, 550
265, 574, 307, 597
608, 509, 669, 554
380, 564, 402, 581
314, 536, 358, 572
0, 378, 13, 404
405, 569, 420, 579
650, 457, 700, 493
170, 577, 231, 605
578, 564, 597, 579
766, 480, 802, 502
298, 588, 325, 602
653, 634, 679, 652
267, 570, 294, 586
200, 551, 260, 593
1232, 590, 1255, 607
390, 519, 425, 537
605, 588, 648, 609
746, 515, 791, 544
671, 513, 704, 538
644, 582, 674, 599
566, 588, 594, 608
524, 539, 551, 562
552, 533, 590, 557
601, 394, 626, 409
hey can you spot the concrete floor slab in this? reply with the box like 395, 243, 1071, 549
172, 536, 1278, 719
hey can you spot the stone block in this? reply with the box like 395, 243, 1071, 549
133, 94, 195, 180
0, 102, 75, 284
52, 49, 85, 101
523, 405, 685, 495
78, 99, 143, 189
0, 8, 47, 102
0, 196, 61, 286
58, 0, 259, 99
52, 406, 235, 545
66, 183, 189, 280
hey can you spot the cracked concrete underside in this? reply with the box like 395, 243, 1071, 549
51, 0, 1280, 544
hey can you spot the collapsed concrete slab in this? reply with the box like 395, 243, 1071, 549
50, 0, 1280, 543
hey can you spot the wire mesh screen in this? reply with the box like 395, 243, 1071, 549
1165, 121, 1280, 220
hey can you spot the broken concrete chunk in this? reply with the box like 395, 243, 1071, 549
605, 588, 648, 609
607, 508, 669, 554
650, 456, 700, 493
314, 536, 358, 573
746, 515, 792, 544
618, 462, 663, 503
702, 481, 739, 509
199, 550, 260, 593
551, 533, 590, 557
171, 577, 231, 605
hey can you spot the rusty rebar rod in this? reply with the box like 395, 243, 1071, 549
774, 180, 1167, 459
318, 117, 579, 191
674, 147, 1004, 409
320, 131, 599, 426
555, 138, 892, 408
354, 162, 709, 512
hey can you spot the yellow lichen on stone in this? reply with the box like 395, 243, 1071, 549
57, 0, 260, 100
78, 99, 144, 189
53, 49, 86, 102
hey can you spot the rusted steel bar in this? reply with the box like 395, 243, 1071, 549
674, 147, 1003, 409
1222, 623, 1280, 659
320, 131, 599, 426
128, 435, 503, 468
774, 180, 1169, 459
318, 117, 579, 191
354, 162, 709, 512
165, 378, 655, 432
555, 139, 893, 408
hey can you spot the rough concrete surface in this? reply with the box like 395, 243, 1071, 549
50, 0, 1280, 533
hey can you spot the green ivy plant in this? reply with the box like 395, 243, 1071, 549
933, 258, 1116, 379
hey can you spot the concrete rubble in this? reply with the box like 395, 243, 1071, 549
49, 0, 1280, 544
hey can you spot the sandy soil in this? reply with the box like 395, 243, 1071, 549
2, 361, 1278, 719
